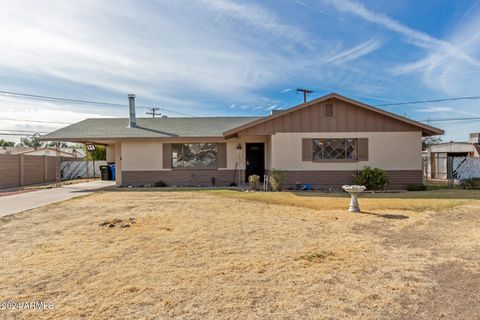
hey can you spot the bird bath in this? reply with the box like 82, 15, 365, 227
342, 185, 366, 212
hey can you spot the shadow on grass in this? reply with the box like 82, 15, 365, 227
360, 211, 409, 220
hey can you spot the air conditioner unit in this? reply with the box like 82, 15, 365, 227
469, 133, 480, 144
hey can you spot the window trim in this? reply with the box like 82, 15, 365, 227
171, 143, 219, 170
311, 138, 358, 162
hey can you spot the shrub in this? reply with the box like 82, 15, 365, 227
460, 178, 480, 190
248, 175, 260, 190
354, 166, 388, 190
406, 183, 427, 191
153, 180, 167, 187
269, 169, 287, 191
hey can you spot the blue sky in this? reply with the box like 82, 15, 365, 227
1, 0, 479, 142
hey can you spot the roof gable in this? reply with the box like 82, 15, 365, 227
223, 93, 444, 137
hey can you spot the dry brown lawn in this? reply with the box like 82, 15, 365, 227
0, 189, 480, 319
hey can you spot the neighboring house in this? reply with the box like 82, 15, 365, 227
423, 134, 480, 180
0, 146, 85, 158
39, 93, 443, 190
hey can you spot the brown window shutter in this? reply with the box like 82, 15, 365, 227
217, 143, 227, 168
357, 138, 369, 161
162, 143, 172, 168
302, 138, 313, 161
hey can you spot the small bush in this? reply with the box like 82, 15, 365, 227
269, 169, 287, 191
406, 183, 427, 191
153, 180, 167, 187
248, 175, 260, 190
354, 166, 388, 190
460, 178, 480, 190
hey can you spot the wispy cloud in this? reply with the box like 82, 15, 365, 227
324, 38, 382, 64
391, 3, 480, 96
415, 107, 453, 113
197, 0, 311, 47
266, 104, 278, 110
281, 88, 292, 93
230, 104, 236, 109
323, 0, 478, 65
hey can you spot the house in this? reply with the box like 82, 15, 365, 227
39, 93, 443, 190
423, 134, 480, 180
0, 146, 85, 158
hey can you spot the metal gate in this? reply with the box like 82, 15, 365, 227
423, 155, 480, 184
60, 160, 106, 181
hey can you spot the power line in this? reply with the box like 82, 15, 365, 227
421, 117, 480, 122
0, 118, 73, 125
0, 89, 195, 116
0, 129, 49, 133
0, 133, 36, 136
375, 96, 480, 107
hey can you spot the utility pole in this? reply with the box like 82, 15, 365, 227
146, 107, 161, 118
296, 88, 314, 103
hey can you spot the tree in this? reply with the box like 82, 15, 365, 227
85, 145, 106, 160
422, 135, 442, 151
17, 137, 43, 148
46, 141, 70, 148
0, 139, 15, 147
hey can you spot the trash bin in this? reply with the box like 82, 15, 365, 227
100, 165, 111, 180
110, 164, 116, 181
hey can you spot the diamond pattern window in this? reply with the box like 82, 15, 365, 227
312, 139, 357, 160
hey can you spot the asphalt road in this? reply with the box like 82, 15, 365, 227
0, 181, 115, 217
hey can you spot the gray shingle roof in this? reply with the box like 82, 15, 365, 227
39, 117, 261, 141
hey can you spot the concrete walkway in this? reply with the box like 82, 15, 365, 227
0, 180, 115, 218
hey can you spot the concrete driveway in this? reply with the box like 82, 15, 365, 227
0, 180, 115, 217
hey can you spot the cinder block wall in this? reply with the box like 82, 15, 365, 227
0, 154, 63, 189
0, 154, 21, 189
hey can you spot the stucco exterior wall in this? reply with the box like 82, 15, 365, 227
106, 145, 116, 163
270, 131, 422, 171
225, 135, 268, 170
119, 136, 269, 173
121, 140, 164, 171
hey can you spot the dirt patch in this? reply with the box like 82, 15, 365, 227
98, 217, 137, 228
390, 262, 480, 320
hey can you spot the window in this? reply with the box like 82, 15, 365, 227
172, 143, 217, 168
325, 103, 334, 117
312, 139, 357, 160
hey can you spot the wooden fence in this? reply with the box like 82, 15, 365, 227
0, 154, 73, 189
